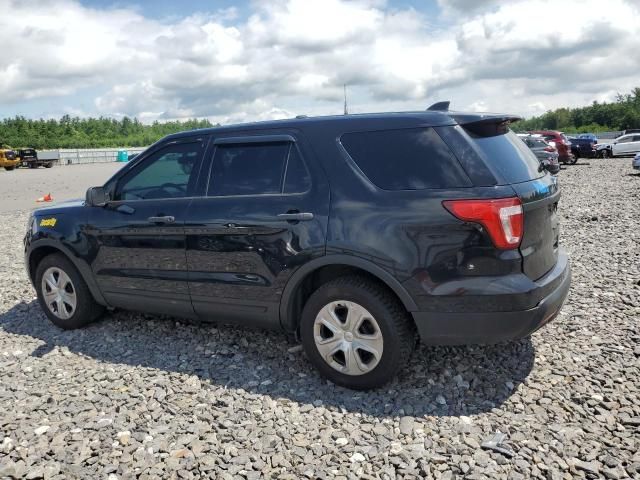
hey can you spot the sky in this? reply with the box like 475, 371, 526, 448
1, 0, 638, 124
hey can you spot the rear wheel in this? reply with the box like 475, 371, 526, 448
44, 162, 53, 168
4, 166, 14, 171
569, 155, 578, 165
35, 253, 104, 329
300, 276, 416, 390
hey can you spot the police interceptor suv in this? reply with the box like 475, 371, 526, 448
24, 106, 571, 390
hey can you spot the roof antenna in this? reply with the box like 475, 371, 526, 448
343, 84, 348, 115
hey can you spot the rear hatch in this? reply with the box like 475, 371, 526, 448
458, 122, 560, 280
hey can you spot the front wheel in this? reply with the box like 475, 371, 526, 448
35, 253, 104, 329
601, 149, 610, 159
4, 166, 15, 171
300, 276, 416, 390
569, 155, 578, 165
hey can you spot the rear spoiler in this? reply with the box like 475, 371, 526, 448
451, 113, 522, 137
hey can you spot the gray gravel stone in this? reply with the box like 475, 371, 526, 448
0, 159, 639, 478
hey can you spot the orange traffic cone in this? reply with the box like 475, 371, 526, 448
36, 193, 53, 203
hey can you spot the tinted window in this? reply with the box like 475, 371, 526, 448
617, 136, 631, 143
470, 130, 544, 184
633, 136, 640, 142
116, 142, 201, 200
340, 128, 471, 190
284, 146, 311, 193
530, 139, 548, 148
209, 142, 289, 196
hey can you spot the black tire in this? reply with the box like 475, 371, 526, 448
601, 149, 610, 159
44, 162, 53, 168
569, 155, 578, 165
28, 163, 37, 169
300, 275, 416, 390
4, 166, 14, 171
35, 253, 104, 329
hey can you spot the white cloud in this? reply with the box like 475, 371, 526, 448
1, 0, 640, 122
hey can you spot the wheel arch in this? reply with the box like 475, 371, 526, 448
279, 255, 418, 333
27, 241, 108, 307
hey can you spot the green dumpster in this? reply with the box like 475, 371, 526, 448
117, 149, 128, 162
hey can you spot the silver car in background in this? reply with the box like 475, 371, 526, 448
518, 134, 560, 174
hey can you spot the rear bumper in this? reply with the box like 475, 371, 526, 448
412, 250, 571, 345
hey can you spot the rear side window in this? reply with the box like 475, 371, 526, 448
340, 128, 471, 190
209, 142, 289, 196
284, 146, 312, 193
469, 130, 544, 184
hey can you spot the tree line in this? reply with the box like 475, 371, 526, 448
2, 87, 639, 148
514, 87, 640, 133
0, 115, 217, 149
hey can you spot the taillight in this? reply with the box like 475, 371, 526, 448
442, 197, 524, 250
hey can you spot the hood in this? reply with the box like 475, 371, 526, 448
33, 198, 84, 215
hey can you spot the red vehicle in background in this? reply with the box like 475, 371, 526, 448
531, 130, 576, 164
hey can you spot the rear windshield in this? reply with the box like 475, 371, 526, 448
340, 127, 471, 190
469, 130, 544, 184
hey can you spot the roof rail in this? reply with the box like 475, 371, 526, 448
427, 101, 450, 111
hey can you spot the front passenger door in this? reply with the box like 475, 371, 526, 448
87, 136, 207, 317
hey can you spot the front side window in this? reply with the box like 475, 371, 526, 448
617, 136, 631, 143
115, 142, 202, 201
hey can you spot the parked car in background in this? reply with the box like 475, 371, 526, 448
633, 152, 640, 171
519, 134, 560, 174
595, 143, 613, 158
531, 130, 575, 164
578, 133, 598, 142
611, 134, 640, 157
0, 144, 20, 171
568, 137, 597, 159
622, 129, 640, 136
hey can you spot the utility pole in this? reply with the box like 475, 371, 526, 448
343, 84, 348, 115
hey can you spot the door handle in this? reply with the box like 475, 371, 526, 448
148, 215, 175, 224
277, 212, 314, 221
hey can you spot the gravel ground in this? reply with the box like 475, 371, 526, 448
0, 158, 639, 479
0, 163, 123, 213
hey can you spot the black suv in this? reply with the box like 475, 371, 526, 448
24, 110, 571, 390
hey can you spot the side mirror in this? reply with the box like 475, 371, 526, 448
85, 186, 107, 207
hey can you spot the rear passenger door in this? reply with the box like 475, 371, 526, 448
185, 133, 330, 329
613, 135, 632, 155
